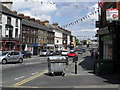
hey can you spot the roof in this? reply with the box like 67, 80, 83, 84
22, 19, 51, 31
2, 5, 21, 19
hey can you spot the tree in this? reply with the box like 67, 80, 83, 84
76, 39, 80, 45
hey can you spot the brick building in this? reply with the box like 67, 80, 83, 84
97, 2, 120, 73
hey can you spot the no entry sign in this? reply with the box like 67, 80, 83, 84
106, 8, 118, 21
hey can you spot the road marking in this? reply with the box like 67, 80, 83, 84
15, 76, 25, 80
31, 72, 38, 75
12, 69, 48, 87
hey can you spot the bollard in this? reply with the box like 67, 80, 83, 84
75, 61, 77, 74
74, 56, 78, 74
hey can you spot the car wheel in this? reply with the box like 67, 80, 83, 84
29, 56, 31, 58
2, 59, 7, 64
18, 58, 23, 63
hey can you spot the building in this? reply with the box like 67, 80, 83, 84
97, 2, 120, 73
0, 2, 22, 53
61, 28, 71, 50
18, 14, 53, 55
40, 21, 55, 51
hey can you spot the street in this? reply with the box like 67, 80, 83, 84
1, 52, 119, 89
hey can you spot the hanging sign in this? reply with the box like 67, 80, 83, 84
106, 8, 118, 21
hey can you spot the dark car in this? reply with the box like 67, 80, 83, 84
49, 51, 55, 56
82, 48, 86, 52
21, 51, 32, 58
55, 51, 61, 55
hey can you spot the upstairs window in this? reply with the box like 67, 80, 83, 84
16, 19, 18, 27
15, 28, 18, 38
7, 17, 11, 25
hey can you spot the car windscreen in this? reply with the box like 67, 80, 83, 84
0, 52, 9, 56
62, 51, 68, 52
70, 52, 75, 54
42, 50, 47, 52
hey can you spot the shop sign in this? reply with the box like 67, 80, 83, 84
32, 44, 38, 46
101, 35, 112, 41
106, 8, 118, 21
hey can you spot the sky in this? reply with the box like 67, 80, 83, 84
11, 0, 99, 41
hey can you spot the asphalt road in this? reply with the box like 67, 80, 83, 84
1, 53, 119, 89
2, 56, 48, 87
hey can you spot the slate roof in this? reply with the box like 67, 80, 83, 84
2, 5, 21, 19
22, 19, 51, 31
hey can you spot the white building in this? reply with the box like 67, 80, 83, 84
0, 1, 21, 52
52, 23, 63, 51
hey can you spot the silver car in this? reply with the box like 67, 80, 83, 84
0, 51, 23, 64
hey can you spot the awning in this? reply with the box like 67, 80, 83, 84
97, 27, 109, 35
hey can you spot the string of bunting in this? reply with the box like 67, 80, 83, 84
24, 0, 97, 11
61, 10, 98, 28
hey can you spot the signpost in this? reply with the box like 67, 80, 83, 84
106, 8, 118, 21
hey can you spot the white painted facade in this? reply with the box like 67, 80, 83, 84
67, 35, 70, 45
1, 14, 21, 38
53, 29, 63, 50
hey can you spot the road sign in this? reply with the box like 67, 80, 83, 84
106, 8, 118, 21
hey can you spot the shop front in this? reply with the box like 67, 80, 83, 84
0, 40, 21, 52
97, 21, 120, 74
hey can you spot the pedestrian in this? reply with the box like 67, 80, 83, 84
91, 51, 94, 58
95, 52, 99, 59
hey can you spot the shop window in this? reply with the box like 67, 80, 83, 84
0, 43, 2, 50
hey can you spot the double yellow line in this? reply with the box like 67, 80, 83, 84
13, 69, 48, 87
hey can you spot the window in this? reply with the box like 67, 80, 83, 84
7, 17, 11, 25
16, 19, 18, 27
0, 26, 2, 37
0, 43, 2, 50
15, 28, 18, 38
0, 13, 2, 24
14, 52, 19, 55
9, 52, 14, 55
9, 29, 13, 38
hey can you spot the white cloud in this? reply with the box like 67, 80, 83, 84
12, 0, 57, 21
72, 29, 97, 32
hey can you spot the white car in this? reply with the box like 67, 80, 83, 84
61, 50, 69, 56
0, 51, 23, 64
40, 50, 49, 56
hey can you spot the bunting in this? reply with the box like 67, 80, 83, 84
61, 10, 98, 28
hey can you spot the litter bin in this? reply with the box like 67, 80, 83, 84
47, 56, 68, 76
95, 59, 114, 75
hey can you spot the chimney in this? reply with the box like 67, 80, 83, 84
40, 20, 49, 26
13, 10, 17, 14
2, 0, 13, 10
29, 18, 36, 22
24, 16, 30, 20
18, 13, 24, 18
35, 20, 41, 24
53, 23, 58, 28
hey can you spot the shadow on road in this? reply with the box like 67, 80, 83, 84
79, 56, 120, 84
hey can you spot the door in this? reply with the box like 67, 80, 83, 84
14, 51, 20, 62
7, 52, 15, 62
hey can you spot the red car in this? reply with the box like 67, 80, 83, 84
67, 52, 77, 57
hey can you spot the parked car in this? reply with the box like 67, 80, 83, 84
82, 48, 86, 52
21, 51, 32, 58
0, 51, 23, 64
40, 50, 49, 56
55, 51, 61, 55
61, 50, 69, 56
49, 51, 55, 56
75, 49, 83, 54
67, 51, 77, 57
